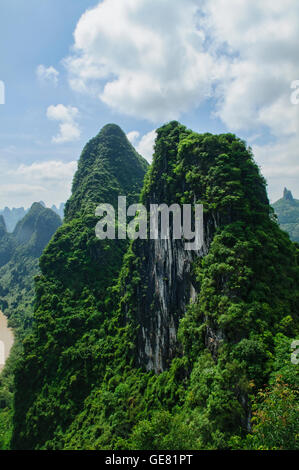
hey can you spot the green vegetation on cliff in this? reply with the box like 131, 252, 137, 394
0, 203, 61, 449
11, 122, 299, 450
0, 203, 62, 332
12, 124, 149, 450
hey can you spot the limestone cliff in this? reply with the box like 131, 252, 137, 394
120, 121, 270, 373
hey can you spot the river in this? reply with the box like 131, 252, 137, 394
0, 311, 14, 373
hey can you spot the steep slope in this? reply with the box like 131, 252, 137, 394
63, 123, 298, 450
120, 123, 286, 372
12, 122, 299, 450
273, 188, 299, 242
0, 203, 65, 233
0, 216, 15, 268
65, 123, 148, 221
0, 203, 61, 449
11, 124, 148, 449
0, 216, 6, 238
0, 203, 62, 330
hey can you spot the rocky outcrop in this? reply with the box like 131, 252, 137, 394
133, 238, 197, 372
122, 121, 270, 373
283, 187, 294, 201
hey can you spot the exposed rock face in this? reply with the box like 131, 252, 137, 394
125, 213, 220, 372
122, 121, 270, 373
11, 124, 149, 451
283, 187, 294, 201
12, 122, 299, 450
133, 238, 197, 372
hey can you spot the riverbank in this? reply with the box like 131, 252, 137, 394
0, 311, 14, 373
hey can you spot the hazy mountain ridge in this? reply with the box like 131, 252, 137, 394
0, 202, 62, 331
0, 203, 65, 233
272, 188, 299, 243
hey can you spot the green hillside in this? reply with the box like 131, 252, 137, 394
11, 123, 299, 451
0, 203, 61, 448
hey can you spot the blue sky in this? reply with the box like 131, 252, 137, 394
0, 0, 298, 208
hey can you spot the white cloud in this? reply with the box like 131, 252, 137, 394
201, 0, 299, 201
36, 65, 59, 85
65, 0, 219, 121
46, 104, 81, 143
65, 0, 299, 135
62, 0, 299, 200
0, 160, 77, 208
203, 0, 299, 137
136, 130, 157, 163
253, 135, 299, 202
127, 131, 140, 145
15, 160, 77, 181
127, 130, 156, 162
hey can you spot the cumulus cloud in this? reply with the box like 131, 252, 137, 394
15, 160, 77, 181
0, 160, 77, 208
36, 65, 59, 85
62, 0, 299, 199
201, 0, 299, 200
136, 130, 157, 163
126, 131, 140, 145
127, 130, 156, 162
65, 0, 299, 134
253, 135, 299, 202
46, 104, 81, 143
203, 0, 299, 137
65, 0, 220, 121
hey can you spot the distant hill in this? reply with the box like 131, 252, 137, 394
0, 203, 62, 329
0, 207, 26, 232
51, 203, 65, 219
0, 202, 65, 232
272, 188, 299, 242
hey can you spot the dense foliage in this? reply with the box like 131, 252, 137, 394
0, 203, 64, 234
0, 203, 61, 448
9, 123, 299, 450
11, 124, 149, 449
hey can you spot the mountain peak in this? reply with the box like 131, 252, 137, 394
283, 187, 294, 201
99, 123, 126, 137
13, 202, 61, 255
65, 123, 149, 220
